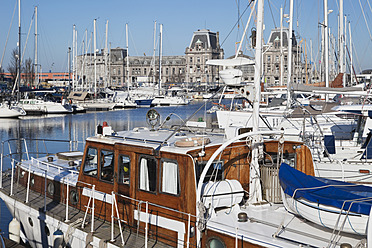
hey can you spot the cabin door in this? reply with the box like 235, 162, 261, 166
113, 151, 133, 225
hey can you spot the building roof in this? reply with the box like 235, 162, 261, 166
189, 29, 219, 50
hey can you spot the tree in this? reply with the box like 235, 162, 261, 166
24, 58, 34, 87
7, 48, 19, 89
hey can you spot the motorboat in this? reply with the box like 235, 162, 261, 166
0, 102, 26, 118
19, 99, 73, 114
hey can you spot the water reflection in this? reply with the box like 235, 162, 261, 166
0, 101, 216, 161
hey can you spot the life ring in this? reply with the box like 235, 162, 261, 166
212, 102, 227, 110
175, 137, 211, 147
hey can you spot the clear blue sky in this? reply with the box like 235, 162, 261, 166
0, 0, 371, 73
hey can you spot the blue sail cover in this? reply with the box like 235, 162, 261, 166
279, 163, 372, 215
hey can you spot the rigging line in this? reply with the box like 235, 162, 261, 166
0, 0, 17, 69
358, 0, 372, 42
220, 0, 253, 47
267, 0, 277, 28
368, 0, 372, 16
21, 12, 35, 65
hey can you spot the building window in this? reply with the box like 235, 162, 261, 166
139, 156, 157, 192
83, 147, 98, 177
267, 55, 271, 62
275, 55, 279, 62
190, 57, 193, 63
144, 68, 147, 75
166, 68, 169, 75
267, 64, 271, 73
100, 150, 114, 183
197, 57, 200, 63
119, 155, 130, 184
118, 69, 121, 75
161, 160, 179, 195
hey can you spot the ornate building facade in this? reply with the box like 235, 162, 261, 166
75, 29, 224, 88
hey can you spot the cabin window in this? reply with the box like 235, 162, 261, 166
118, 155, 130, 184
83, 147, 98, 177
139, 156, 157, 193
195, 160, 224, 183
100, 150, 114, 183
160, 160, 179, 195
207, 237, 226, 248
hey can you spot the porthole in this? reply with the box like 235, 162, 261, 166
47, 182, 55, 196
69, 189, 79, 205
28, 217, 33, 227
207, 237, 226, 248
45, 225, 50, 236
20, 170, 25, 178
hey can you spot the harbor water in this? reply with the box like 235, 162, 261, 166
0, 100, 217, 239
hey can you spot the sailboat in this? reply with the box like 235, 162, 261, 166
0, 0, 26, 118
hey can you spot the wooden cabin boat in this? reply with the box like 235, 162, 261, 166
0, 108, 369, 248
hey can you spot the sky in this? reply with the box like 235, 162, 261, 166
0, 0, 371, 73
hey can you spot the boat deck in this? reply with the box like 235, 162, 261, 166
0, 170, 172, 248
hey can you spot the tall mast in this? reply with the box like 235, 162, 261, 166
94, 19, 97, 97
349, 21, 353, 85
126, 23, 129, 91
17, 0, 21, 101
344, 15, 347, 86
339, 0, 345, 86
280, 7, 283, 86
105, 20, 109, 88
324, 0, 329, 101
249, 0, 264, 204
72, 24, 76, 91
159, 24, 163, 95
286, 0, 294, 108
152, 21, 157, 85
34, 6, 38, 88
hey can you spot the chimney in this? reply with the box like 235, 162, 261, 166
217, 32, 220, 49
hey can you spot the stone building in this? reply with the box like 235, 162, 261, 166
75, 29, 224, 89
262, 27, 309, 86
75, 28, 308, 89
184, 29, 224, 85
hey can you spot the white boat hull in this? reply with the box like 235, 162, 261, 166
0, 191, 119, 248
281, 189, 369, 235
0, 105, 26, 118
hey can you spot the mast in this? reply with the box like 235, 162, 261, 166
159, 24, 163, 95
249, 0, 264, 204
324, 0, 329, 101
104, 20, 109, 89
126, 23, 129, 91
339, 0, 345, 86
286, 0, 293, 108
280, 7, 283, 86
94, 19, 97, 98
34, 6, 38, 88
349, 21, 353, 85
72, 24, 76, 91
152, 21, 157, 85
17, 0, 21, 101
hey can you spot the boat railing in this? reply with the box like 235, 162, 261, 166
29, 157, 79, 177
290, 183, 371, 244
110, 191, 196, 248
1, 138, 83, 163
